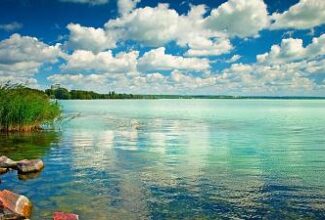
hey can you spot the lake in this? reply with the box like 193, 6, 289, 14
1, 99, 325, 219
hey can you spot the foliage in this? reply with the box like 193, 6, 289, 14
46, 87, 71, 99
45, 86, 325, 100
45, 88, 144, 99
0, 83, 61, 131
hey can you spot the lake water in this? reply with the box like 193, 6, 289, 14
1, 99, 325, 219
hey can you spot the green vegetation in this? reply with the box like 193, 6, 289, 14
45, 86, 243, 99
45, 86, 325, 100
45, 87, 146, 99
0, 83, 61, 132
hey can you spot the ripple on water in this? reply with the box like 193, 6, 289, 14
1, 99, 325, 219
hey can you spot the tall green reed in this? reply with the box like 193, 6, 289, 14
0, 83, 61, 131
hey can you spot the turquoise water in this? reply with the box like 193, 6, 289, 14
1, 99, 325, 219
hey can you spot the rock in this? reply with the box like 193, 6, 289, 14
18, 172, 41, 181
0, 156, 44, 174
16, 160, 44, 174
0, 190, 32, 218
0, 156, 17, 169
0, 203, 25, 219
0, 168, 8, 175
53, 212, 79, 220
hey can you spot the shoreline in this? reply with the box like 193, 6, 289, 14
55, 97, 325, 100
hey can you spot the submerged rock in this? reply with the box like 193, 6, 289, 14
0, 204, 25, 220
18, 172, 41, 181
0, 156, 17, 169
16, 159, 44, 174
53, 212, 79, 220
0, 190, 32, 218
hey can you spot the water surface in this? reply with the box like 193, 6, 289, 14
1, 99, 325, 219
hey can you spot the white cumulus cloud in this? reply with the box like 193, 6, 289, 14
270, 0, 325, 30
118, 0, 141, 15
65, 4, 233, 55
62, 49, 139, 73
105, 4, 181, 47
66, 23, 116, 52
204, 0, 270, 38
0, 34, 63, 85
138, 47, 210, 72
185, 37, 233, 57
257, 34, 325, 64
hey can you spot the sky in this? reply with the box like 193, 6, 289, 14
0, 0, 324, 96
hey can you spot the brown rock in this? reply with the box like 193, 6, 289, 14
0, 168, 8, 175
0, 190, 32, 218
0, 204, 25, 219
16, 160, 44, 174
18, 172, 41, 181
53, 212, 79, 220
0, 156, 17, 169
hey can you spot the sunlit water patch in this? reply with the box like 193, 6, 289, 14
1, 99, 325, 219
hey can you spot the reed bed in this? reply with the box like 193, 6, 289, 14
0, 83, 61, 131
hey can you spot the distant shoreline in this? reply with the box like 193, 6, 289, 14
45, 86, 325, 100
56, 96, 325, 100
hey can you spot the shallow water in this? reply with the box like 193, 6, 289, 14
1, 99, 325, 219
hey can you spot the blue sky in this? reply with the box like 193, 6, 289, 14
0, 0, 324, 96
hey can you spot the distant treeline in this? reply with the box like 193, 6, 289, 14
45, 88, 153, 99
45, 87, 243, 100
45, 87, 325, 100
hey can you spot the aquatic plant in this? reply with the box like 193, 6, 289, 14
0, 83, 61, 131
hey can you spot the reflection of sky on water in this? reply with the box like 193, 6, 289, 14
60, 100, 325, 219
1, 100, 325, 219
